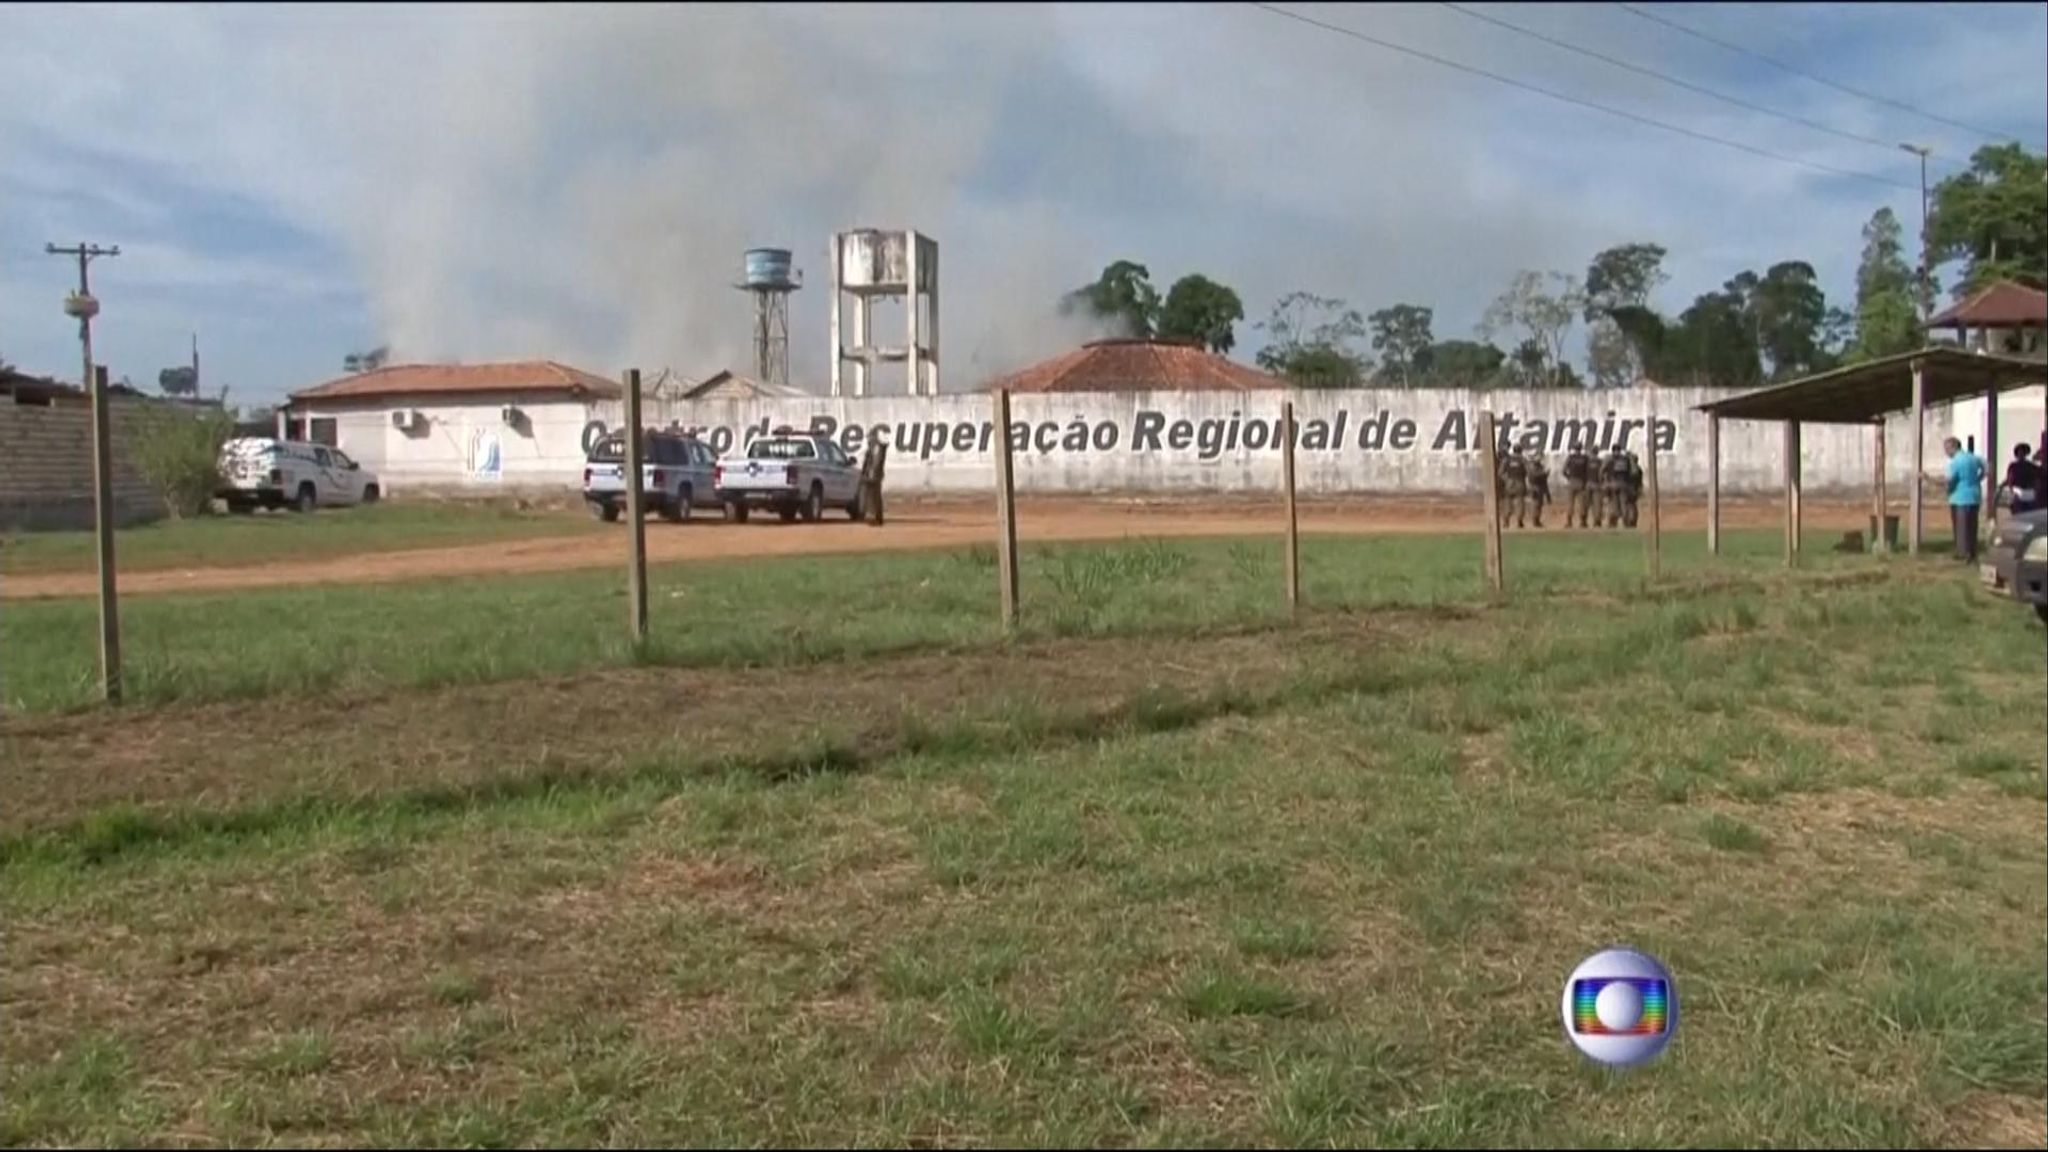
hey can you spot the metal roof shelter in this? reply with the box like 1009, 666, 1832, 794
1694, 347, 2047, 560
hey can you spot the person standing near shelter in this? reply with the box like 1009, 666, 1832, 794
1527, 449, 1551, 529
1944, 436, 1986, 562
2002, 443, 2040, 515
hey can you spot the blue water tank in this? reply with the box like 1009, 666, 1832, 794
743, 248, 796, 289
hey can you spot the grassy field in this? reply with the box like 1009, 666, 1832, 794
2, 531, 2043, 1147
0, 526, 1931, 715
0, 502, 599, 577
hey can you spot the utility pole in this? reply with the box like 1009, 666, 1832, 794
1898, 144, 1933, 323
46, 241, 123, 704
46, 242, 120, 390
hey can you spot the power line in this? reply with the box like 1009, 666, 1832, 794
1612, 2, 2016, 145
1437, 1, 1952, 170
1244, 2, 1918, 191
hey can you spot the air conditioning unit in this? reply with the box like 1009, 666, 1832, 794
390, 409, 421, 431
500, 405, 522, 426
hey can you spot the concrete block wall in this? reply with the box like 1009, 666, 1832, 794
579, 386, 1964, 498
0, 399, 162, 532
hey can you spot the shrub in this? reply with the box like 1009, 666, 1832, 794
126, 402, 235, 518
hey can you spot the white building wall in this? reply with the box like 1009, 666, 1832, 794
297, 392, 614, 493
306, 386, 1975, 497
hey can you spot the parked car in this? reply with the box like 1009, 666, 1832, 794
1983, 506, 2048, 624
712, 427, 863, 523
583, 429, 718, 522
216, 437, 380, 513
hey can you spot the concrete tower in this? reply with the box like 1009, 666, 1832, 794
829, 229, 939, 397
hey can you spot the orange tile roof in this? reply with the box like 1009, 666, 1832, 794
290, 360, 621, 403
1925, 280, 2048, 330
983, 339, 1286, 394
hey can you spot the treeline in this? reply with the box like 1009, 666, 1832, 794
1059, 142, 2044, 390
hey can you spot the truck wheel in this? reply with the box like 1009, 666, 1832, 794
2036, 604, 2047, 627
294, 484, 317, 514
725, 502, 749, 524
778, 506, 799, 524
226, 498, 255, 516
362, 484, 381, 505
802, 482, 824, 523
659, 494, 685, 523
591, 501, 620, 523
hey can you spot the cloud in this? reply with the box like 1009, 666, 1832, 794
0, 1, 2041, 400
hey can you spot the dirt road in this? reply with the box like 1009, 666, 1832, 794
1, 495, 1873, 600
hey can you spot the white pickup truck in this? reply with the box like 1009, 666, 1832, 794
216, 437, 381, 513
713, 428, 864, 523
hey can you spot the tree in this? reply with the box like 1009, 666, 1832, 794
1367, 304, 1435, 386
1156, 274, 1245, 354
343, 346, 390, 374
159, 365, 199, 397
1607, 292, 1761, 388
1480, 270, 1585, 388
1421, 339, 1507, 387
1749, 261, 1829, 381
1927, 143, 2048, 296
1675, 290, 1764, 387
1255, 291, 1371, 388
1061, 261, 1161, 339
1852, 207, 1921, 360
1583, 243, 1669, 385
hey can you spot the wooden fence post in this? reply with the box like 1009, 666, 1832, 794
1282, 400, 1300, 614
90, 365, 122, 704
1478, 411, 1504, 595
993, 388, 1020, 629
622, 368, 648, 643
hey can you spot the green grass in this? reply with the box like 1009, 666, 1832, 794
0, 500, 599, 577
2, 529, 2043, 1147
1, 526, 1894, 714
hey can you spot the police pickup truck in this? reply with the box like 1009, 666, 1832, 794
216, 437, 381, 513
713, 427, 863, 523
1983, 507, 2048, 625
583, 428, 717, 522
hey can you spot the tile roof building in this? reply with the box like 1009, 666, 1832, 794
981, 338, 1286, 394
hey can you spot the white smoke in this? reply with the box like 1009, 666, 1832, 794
0, 4, 1111, 390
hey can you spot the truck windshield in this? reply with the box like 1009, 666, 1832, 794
747, 439, 816, 460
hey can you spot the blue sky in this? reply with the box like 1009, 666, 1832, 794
1, 2, 2043, 404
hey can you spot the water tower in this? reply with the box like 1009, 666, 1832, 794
829, 229, 939, 397
737, 247, 800, 388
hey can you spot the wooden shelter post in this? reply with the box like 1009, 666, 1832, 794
1782, 421, 1799, 567
1983, 387, 1999, 527
1873, 420, 1888, 555
1909, 358, 1925, 556
1706, 414, 1721, 556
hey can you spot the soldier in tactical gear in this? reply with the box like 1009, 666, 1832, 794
1526, 449, 1551, 529
1497, 444, 1529, 529
1562, 443, 1592, 528
1601, 446, 1630, 529
1620, 450, 1645, 528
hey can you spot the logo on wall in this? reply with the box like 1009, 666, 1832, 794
467, 426, 503, 482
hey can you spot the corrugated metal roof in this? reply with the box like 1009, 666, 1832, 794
290, 360, 620, 403
1694, 347, 2046, 424
983, 339, 1285, 394
678, 370, 815, 399
1925, 280, 2048, 330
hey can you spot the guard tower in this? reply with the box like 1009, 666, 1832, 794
829, 228, 939, 396
737, 248, 800, 388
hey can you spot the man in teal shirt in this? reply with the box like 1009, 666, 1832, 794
1944, 436, 1986, 562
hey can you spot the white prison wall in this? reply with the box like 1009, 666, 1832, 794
309, 386, 2040, 498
